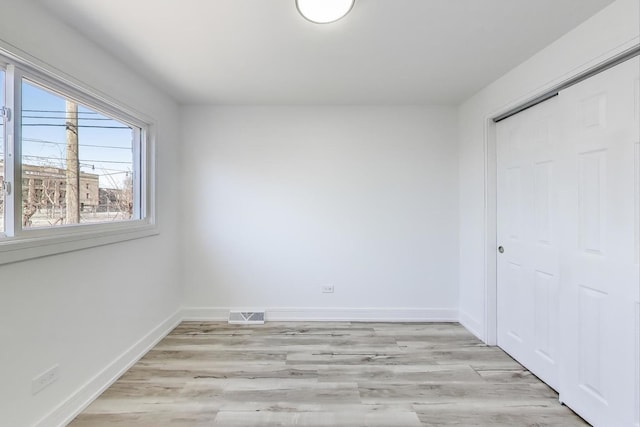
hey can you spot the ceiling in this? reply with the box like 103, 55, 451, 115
36, 0, 615, 105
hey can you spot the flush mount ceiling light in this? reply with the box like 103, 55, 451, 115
296, 0, 355, 24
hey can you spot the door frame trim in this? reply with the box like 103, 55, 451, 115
481, 40, 640, 346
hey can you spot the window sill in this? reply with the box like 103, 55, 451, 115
0, 222, 158, 265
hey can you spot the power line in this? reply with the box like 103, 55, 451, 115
22, 109, 99, 114
27, 164, 130, 174
4, 149, 131, 172
22, 154, 133, 165
22, 123, 130, 129
23, 138, 132, 150
23, 115, 116, 121
21, 160, 132, 175
99, 170, 130, 177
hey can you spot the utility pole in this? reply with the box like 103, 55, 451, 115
65, 100, 80, 224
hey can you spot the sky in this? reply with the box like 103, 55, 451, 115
20, 79, 134, 189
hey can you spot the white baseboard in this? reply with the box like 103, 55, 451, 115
35, 309, 183, 427
181, 306, 230, 321
182, 306, 458, 322
458, 310, 484, 341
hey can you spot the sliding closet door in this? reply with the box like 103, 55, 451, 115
497, 56, 639, 426
557, 56, 639, 427
496, 95, 561, 390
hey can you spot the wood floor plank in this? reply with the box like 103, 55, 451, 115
358, 381, 558, 404
415, 401, 588, 426
315, 364, 485, 384
211, 410, 423, 427
71, 410, 218, 427
69, 322, 588, 426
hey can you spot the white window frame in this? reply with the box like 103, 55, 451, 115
0, 50, 157, 265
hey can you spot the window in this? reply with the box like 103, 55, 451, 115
21, 79, 137, 228
0, 53, 155, 263
0, 68, 4, 235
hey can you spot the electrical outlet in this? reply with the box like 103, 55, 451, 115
321, 285, 334, 293
32, 365, 59, 395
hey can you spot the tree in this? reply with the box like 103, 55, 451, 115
41, 178, 64, 225
22, 177, 37, 227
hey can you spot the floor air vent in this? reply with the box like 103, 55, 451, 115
228, 311, 265, 325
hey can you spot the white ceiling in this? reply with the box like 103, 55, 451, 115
37, 0, 614, 105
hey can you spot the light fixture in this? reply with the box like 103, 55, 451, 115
296, 0, 355, 24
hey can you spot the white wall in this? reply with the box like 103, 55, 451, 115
457, 0, 640, 341
0, 1, 182, 426
181, 106, 459, 320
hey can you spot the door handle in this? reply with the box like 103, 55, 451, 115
498, 246, 504, 253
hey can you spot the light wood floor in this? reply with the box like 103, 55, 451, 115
70, 322, 588, 426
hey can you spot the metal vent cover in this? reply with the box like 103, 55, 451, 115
228, 311, 265, 324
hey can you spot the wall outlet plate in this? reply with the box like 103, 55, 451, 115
321, 285, 334, 293
32, 365, 59, 395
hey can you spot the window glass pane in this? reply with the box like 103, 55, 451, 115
0, 69, 4, 233
21, 79, 137, 228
